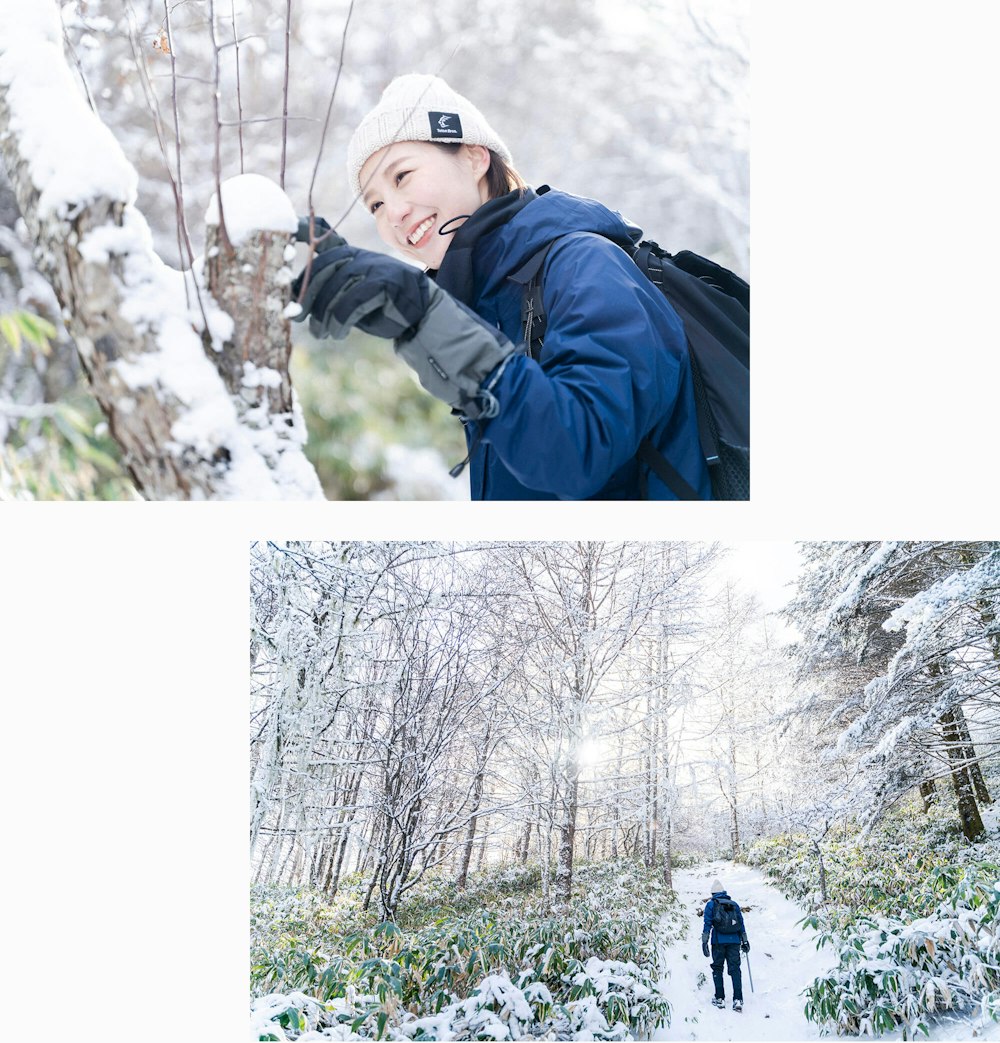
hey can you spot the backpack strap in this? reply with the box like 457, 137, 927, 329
637, 438, 700, 501
633, 241, 720, 467
508, 244, 555, 360
512, 237, 707, 501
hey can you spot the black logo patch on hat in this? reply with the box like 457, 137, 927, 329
429, 111, 463, 139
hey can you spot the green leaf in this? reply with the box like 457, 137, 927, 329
0, 313, 22, 354
0, 310, 57, 356
19, 311, 57, 350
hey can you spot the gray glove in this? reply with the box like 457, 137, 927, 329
293, 234, 515, 421
702, 931, 710, 958
394, 282, 516, 420
741, 934, 749, 953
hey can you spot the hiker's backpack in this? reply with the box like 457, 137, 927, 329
711, 898, 742, 934
509, 212, 750, 501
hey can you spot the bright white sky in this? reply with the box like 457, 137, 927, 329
716, 540, 805, 645
720, 541, 803, 614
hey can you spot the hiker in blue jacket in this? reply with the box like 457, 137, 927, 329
702, 878, 750, 1012
293, 73, 710, 500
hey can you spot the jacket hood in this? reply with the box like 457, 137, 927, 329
434, 185, 642, 306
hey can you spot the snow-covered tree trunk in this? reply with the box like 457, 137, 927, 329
658, 629, 673, 889
554, 764, 579, 908
456, 767, 485, 889
728, 727, 742, 858
610, 741, 623, 860
940, 707, 986, 841
952, 703, 991, 806
644, 666, 659, 868
326, 782, 361, 896
661, 814, 672, 889
0, 5, 323, 499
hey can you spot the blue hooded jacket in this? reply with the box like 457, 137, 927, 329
433, 188, 710, 501
703, 890, 747, 945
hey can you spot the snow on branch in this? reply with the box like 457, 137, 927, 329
884, 549, 1000, 638
0, 2, 323, 499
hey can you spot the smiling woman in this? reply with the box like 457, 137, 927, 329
359, 142, 494, 269
292, 73, 745, 501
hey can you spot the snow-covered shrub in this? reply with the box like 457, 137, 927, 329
255, 962, 669, 1042
744, 799, 1000, 927
250, 990, 357, 1041
399, 861, 543, 924
803, 862, 1000, 1038
251, 859, 676, 1040
398, 973, 541, 1040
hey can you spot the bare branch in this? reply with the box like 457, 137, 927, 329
280, 0, 292, 189
307, 0, 354, 212
231, 0, 244, 173
207, 0, 232, 254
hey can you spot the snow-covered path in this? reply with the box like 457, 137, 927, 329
652, 860, 834, 1041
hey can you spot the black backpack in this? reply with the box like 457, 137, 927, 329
711, 898, 742, 934
509, 218, 749, 501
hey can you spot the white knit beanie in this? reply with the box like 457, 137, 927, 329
711, 879, 724, 893
347, 74, 513, 199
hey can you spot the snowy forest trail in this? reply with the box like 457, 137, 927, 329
652, 860, 834, 1041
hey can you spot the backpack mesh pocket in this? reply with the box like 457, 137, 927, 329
710, 442, 750, 501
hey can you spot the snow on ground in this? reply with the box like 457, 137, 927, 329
653, 860, 1000, 1042
652, 860, 834, 1041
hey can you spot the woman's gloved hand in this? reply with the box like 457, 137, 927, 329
292, 239, 430, 341
291, 221, 517, 420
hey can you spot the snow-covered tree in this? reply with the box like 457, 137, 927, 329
786, 541, 1000, 840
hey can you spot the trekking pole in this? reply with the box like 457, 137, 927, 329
745, 952, 754, 993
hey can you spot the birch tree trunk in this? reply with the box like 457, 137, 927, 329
644, 662, 659, 868
0, 7, 322, 499
554, 763, 579, 907
610, 740, 623, 860
728, 726, 742, 858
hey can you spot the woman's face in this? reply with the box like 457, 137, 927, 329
360, 141, 491, 269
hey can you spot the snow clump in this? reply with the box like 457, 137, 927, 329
205, 173, 298, 246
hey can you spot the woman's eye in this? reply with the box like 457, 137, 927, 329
395, 170, 410, 185
370, 201, 382, 214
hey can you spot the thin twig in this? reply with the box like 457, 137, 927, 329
220, 115, 320, 127
280, 0, 292, 189
147, 72, 216, 85
207, 0, 232, 253
122, 1, 209, 331
162, 2, 198, 307
60, 26, 98, 113
307, 0, 354, 212
231, 0, 245, 173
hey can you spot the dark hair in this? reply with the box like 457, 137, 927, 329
433, 142, 527, 199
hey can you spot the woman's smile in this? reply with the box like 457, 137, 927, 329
406, 215, 436, 248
